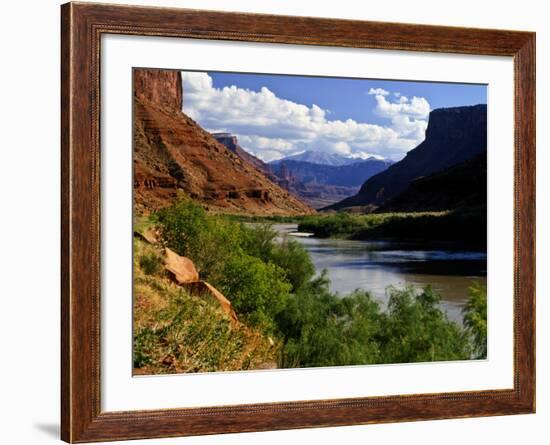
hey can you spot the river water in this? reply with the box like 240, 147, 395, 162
274, 224, 487, 324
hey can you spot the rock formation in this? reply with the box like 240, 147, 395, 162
180, 281, 239, 322
134, 68, 182, 110
133, 69, 312, 216
211, 132, 282, 184
378, 153, 487, 213
326, 104, 487, 211
164, 248, 200, 284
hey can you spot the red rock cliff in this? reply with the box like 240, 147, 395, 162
134, 68, 182, 111
133, 69, 312, 216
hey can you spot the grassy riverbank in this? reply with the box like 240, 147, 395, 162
298, 208, 486, 248
133, 199, 487, 374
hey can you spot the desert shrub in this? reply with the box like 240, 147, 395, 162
240, 224, 315, 293
277, 280, 473, 368
462, 282, 487, 359
156, 200, 307, 329
139, 251, 163, 276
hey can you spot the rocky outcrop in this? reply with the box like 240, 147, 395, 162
162, 244, 238, 320
164, 248, 200, 284
326, 104, 487, 211
181, 281, 239, 322
136, 230, 238, 321
133, 69, 312, 216
134, 68, 182, 110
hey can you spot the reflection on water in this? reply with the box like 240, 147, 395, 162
274, 224, 487, 324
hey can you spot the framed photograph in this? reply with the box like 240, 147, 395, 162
61, 2, 535, 442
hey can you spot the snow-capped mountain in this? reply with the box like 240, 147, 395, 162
271, 150, 383, 166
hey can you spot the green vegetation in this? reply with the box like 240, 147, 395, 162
463, 282, 488, 359
138, 248, 163, 276
135, 199, 487, 374
156, 200, 314, 331
133, 237, 277, 374
277, 278, 475, 367
298, 211, 448, 238
219, 213, 304, 224
298, 209, 486, 247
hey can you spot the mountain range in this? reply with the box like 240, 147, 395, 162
209, 134, 393, 209
270, 158, 394, 208
271, 150, 379, 166
271, 158, 394, 188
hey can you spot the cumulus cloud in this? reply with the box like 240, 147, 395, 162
181, 72, 430, 162
368, 87, 430, 146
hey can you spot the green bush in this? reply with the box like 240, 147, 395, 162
218, 254, 292, 330
463, 282, 487, 359
277, 275, 382, 368
269, 238, 315, 292
156, 199, 297, 331
379, 286, 471, 363
240, 222, 278, 261
277, 280, 471, 368
156, 199, 244, 282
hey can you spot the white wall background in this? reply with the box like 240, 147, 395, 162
0, 1, 546, 444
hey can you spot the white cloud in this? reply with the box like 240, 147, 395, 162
368, 87, 430, 149
181, 72, 430, 162
368, 87, 390, 96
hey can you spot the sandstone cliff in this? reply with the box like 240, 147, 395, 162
133, 69, 312, 216
326, 104, 487, 211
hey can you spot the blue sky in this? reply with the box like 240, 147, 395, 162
209, 72, 487, 126
181, 70, 486, 162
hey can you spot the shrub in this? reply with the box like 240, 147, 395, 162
379, 286, 471, 363
462, 282, 487, 359
241, 222, 278, 261
218, 254, 292, 331
269, 238, 315, 292
139, 251, 163, 276
156, 199, 244, 282
278, 282, 382, 368
277, 281, 472, 368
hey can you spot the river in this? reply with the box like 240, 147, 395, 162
274, 224, 487, 324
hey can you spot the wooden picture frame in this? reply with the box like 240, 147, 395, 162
61, 2, 535, 442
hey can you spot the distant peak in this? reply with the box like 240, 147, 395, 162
272, 150, 385, 166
